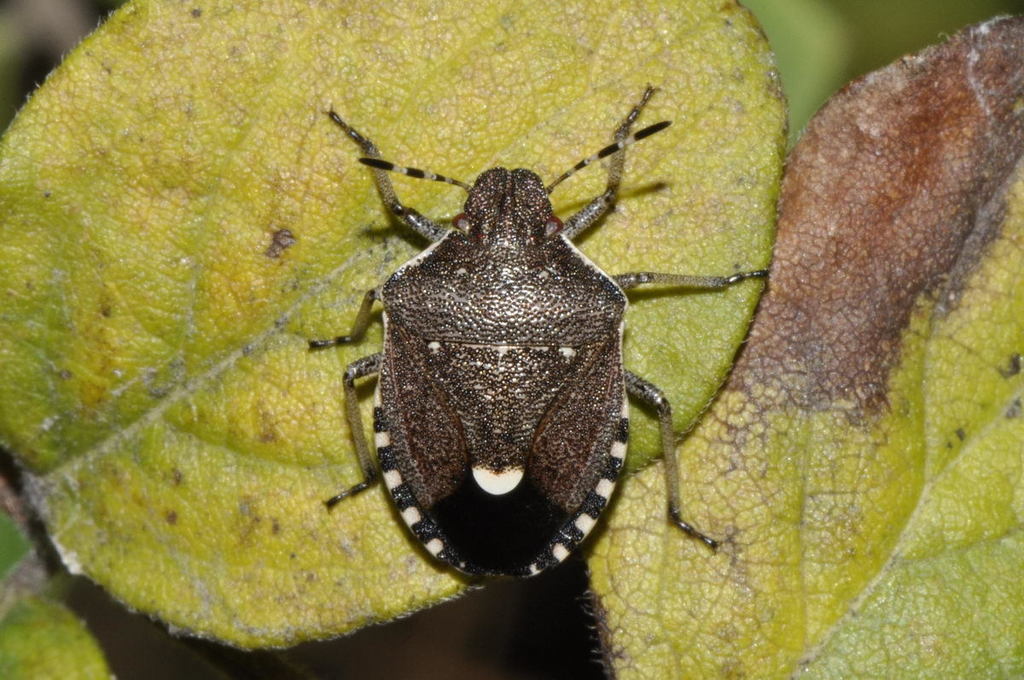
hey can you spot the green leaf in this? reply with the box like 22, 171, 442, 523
589, 16, 1024, 678
0, 0, 781, 647
0, 596, 110, 680
741, 0, 850, 141
0, 512, 30, 580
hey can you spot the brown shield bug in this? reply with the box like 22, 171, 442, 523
310, 87, 767, 576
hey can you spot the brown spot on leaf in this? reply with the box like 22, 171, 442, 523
165, 510, 178, 525
258, 407, 279, 443
998, 353, 1021, 378
734, 16, 1024, 415
265, 228, 296, 258
1006, 398, 1022, 419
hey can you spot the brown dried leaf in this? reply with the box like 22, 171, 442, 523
739, 14, 1024, 415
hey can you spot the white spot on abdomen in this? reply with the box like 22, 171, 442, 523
575, 513, 596, 535
559, 346, 576, 359
427, 341, 441, 353
401, 506, 421, 526
472, 466, 524, 495
383, 469, 402, 490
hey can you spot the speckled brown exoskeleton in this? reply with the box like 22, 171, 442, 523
310, 87, 767, 576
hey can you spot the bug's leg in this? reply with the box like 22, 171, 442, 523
326, 110, 448, 242
325, 353, 383, 508
562, 86, 657, 240
625, 371, 719, 550
308, 288, 381, 350
613, 269, 768, 291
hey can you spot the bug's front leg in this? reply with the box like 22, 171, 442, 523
323, 353, 383, 508
613, 269, 768, 291
625, 371, 719, 551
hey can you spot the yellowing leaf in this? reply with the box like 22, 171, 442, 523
0, 596, 110, 679
0, 0, 781, 647
589, 16, 1024, 678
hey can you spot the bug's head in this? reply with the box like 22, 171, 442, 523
454, 118, 673, 243
355, 118, 671, 246
458, 168, 559, 243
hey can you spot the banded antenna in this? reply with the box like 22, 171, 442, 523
359, 157, 472, 192
545, 120, 671, 194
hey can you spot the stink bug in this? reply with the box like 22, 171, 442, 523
311, 87, 767, 576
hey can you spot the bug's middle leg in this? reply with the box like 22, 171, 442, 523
562, 87, 658, 240
324, 352, 383, 508
308, 287, 381, 350
613, 269, 768, 291
625, 370, 719, 550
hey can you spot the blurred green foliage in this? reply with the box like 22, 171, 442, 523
746, 0, 1024, 140
1, 0, 1022, 137
0, 513, 29, 580
0, 596, 111, 679
0, 13, 23, 133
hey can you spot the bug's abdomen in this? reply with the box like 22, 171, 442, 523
378, 325, 625, 575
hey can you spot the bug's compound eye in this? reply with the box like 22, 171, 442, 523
453, 213, 471, 232
544, 215, 564, 237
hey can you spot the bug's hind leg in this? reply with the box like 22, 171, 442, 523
625, 371, 718, 550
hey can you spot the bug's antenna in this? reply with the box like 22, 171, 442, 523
359, 157, 472, 192
546, 120, 671, 194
